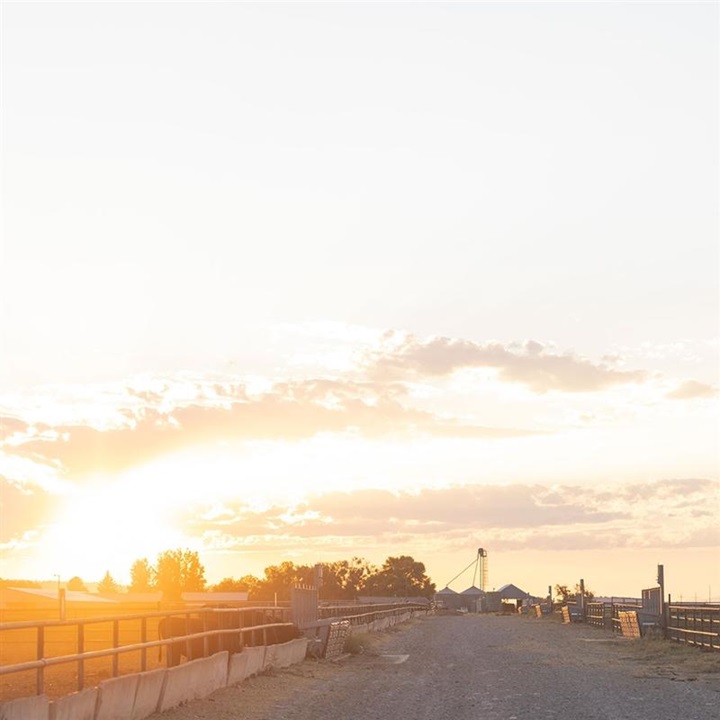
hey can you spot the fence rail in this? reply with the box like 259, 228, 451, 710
666, 604, 720, 651
547, 598, 719, 651
0, 601, 428, 701
0, 606, 292, 699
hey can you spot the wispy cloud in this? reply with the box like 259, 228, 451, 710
0, 475, 53, 544
666, 379, 718, 400
172, 479, 719, 556
362, 333, 647, 392
1, 377, 540, 478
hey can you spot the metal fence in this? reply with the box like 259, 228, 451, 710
551, 597, 719, 652
666, 604, 720, 651
0, 606, 293, 699
0, 600, 428, 701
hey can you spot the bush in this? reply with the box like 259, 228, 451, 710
343, 633, 367, 655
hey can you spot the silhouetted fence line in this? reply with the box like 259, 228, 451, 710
551, 596, 719, 652
0, 605, 293, 698
0, 600, 428, 701
666, 604, 720, 651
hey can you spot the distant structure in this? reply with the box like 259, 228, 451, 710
477, 548, 488, 591
433, 549, 537, 613
434, 548, 490, 612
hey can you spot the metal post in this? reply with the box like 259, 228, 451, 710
58, 588, 66, 621
112, 619, 119, 677
202, 611, 209, 658
141, 617, 147, 671
36, 625, 45, 695
579, 579, 586, 621
77, 623, 85, 691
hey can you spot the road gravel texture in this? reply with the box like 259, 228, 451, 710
148, 614, 720, 720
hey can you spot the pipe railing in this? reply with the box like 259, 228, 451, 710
0, 606, 294, 696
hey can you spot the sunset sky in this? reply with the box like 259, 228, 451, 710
1, 2, 718, 601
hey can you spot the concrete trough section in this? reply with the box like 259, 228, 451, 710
242, 646, 265, 678
95, 674, 140, 720
49, 688, 98, 720
158, 651, 229, 713
130, 668, 167, 720
279, 638, 308, 667
0, 695, 50, 720
263, 643, 279, 671
227, 651, 250, 686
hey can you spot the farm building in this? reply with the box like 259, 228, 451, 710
434, 586, 488, 612
460, 585, 486, 612
434, 586, 461, 610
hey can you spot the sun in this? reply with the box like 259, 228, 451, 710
40, 473, 187, 584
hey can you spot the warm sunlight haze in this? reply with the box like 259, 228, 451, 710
0, 2, 718, 602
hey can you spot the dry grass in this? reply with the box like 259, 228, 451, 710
621, 635, 720, 679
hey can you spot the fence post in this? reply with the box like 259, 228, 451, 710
140, 617, 147, 671
77, 623, 85, 691
112, 619, 119, 677
657, 565, 666, 632
36, 625, 44, 695
58, 588, 66, 621
202, 610, 209, 658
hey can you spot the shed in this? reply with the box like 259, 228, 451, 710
498, 583, 529, 601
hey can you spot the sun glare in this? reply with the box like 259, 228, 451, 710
41, 476, 185, 583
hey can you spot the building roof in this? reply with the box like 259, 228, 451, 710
3, 588, 117, 603
498, 583, 529, 600
436, 587, 459, 595
460, 586, 485, 596
181, 592, 249, 604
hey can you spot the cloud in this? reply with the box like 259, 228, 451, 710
0, 416, 30, 441
363, 334, 646, 392
666, 380, 718, 400
175, 478, 717, 558
2, 378, 539, 476
0, 475, 53, 544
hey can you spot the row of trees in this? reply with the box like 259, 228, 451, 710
126, 549, 435, 601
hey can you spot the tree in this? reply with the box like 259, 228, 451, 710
67, 576, 87, 591
252, 561, 314, 601
154, 548, 206, 600
97, 571, 119, 594
129, 558, 156, 592
363, 556, 435, 598
0, 579, 41, 588
319, 558, 376, 601
554, 583, 594, 603
210, 575, 260, 594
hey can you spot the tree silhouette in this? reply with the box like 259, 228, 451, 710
97, 571, 119, 594
67, 576, 87, 591
554, 583, 594, 603
211, 575, 260, 594
363, 556, 435, 598
129, 558, 156, 592
319, 557, 376, 601
154, 548, 206, 600
252, 561, 314, 601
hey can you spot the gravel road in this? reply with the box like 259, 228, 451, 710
148, 614, 720, 720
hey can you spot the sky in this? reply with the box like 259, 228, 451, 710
0, 1, 718, 602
